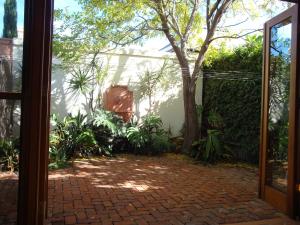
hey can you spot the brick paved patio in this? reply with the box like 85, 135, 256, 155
47, 155, 284, 225
0, 173, 18, 225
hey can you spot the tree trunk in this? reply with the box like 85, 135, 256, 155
181, 69, 199, 152
0, 59, 14, 139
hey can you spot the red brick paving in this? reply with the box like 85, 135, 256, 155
47, 155, 282, 225
0, 172, 18, 225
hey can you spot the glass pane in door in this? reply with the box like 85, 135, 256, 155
0, 0, 23, 93
266, 19, 292, 193
0, 0, 24, 224
0, 99, 21, 225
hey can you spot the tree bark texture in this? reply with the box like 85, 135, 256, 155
0, 58, 15, 139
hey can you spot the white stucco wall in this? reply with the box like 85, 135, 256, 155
51, 48, 203, 136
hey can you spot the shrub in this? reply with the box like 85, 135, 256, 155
89, 109, 131, 154
91, 109, 125, 136
49, 110, 171, 166
50, 112, 100, 162
192, 111, 232, 164
48, 146, 69, 170
127, 114, 171, 155
201, 129, 222, 163
0, 138, 19, 172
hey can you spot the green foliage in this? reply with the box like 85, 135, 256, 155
89, 109, 129, 154
126, 126, 147, 149
3, 0, 17, 38
207, 111, 224, 129
53, 0, 282, 64
126, 114, 171, 155
202, 35, 263, 163
203, 35, 263, 72
0, 138, 19, 172
50, 112, 100, 164
192, 111, 231, 164
142, 114, 163, 133
48, 146, 69, 170
66, 58, 108, 112
91, 109, 125, 136
53, 1, 153, 64
202, 130, 222, 163
49, 110, 170, 166
69, 68, 93, 95
53, 0, 283, 151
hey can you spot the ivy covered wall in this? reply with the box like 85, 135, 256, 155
202, 36, 263, 163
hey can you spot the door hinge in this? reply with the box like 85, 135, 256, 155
296, 184, 300, 192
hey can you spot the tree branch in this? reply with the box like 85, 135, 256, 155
153, 1, 182, 59
184, 0, 200, 40
192, 0, 234, 80
208, 0, 222, 20
221, 18, 248, 28
209, 29, 263, 43
165, 0, 183, 39
206, 0, 211, 31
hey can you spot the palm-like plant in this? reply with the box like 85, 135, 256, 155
68, 68, 93, 95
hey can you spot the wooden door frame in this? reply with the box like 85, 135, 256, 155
296, 2, 300, 219
17, 0, 54, 224
260, 5, 298, 218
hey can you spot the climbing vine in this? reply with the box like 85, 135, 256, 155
202, 35, 263, 163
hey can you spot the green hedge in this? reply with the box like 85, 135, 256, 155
202, 35, 263, 163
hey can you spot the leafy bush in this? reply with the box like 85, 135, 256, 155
50, 112, 100, 163
91, 109, 125, 136
49, 110, 171, 167
0, 139, 19, 172
127, 114, 171, 155
89, 109, 132, 154
48, 146, 69, 170
192, 111, 231, 164
201, 130, 222, 163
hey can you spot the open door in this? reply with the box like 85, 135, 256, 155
17, 1, 54, 224
0, 0, 53, 224
260, 5, 299, 218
